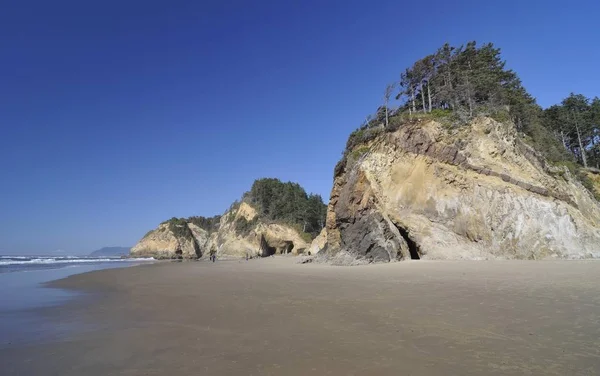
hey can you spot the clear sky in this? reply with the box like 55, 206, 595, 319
1, 0, 599, 254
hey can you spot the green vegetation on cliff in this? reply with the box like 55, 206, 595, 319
234, 216, 258, 237
243, 178, 327, 238
543, 94, 600, 169
150, 179, 325, 242
159, 215, 221, 242
161, 217, 194, 241
187, 215, 221, 232
341, 41, 599, 198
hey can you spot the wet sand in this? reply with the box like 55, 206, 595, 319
2, 258, 600, 375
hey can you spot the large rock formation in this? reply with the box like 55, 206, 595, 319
207, 202, 310, 258
131, 202, 310, 259
130, 222, 204, 259
318, 117, 600, 262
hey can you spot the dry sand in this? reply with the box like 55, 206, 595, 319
2, 258, 600, 375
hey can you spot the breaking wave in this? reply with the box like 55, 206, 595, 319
0, 256, 155, 266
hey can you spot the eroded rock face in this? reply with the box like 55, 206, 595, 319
257, 223, 309, 256
307, 228, 327, 255
131, 202, 310, 259
130, 223, 201, 259
211, 204, 309, 258
321, 117, 600, 262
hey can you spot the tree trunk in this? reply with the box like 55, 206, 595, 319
427, 82, 432, 113
561, 130, 567, 149
466, 62, 473, 118
411, 88, 416, 114
467, 77, 473, 117
575, 118, 588, 168
446, 65, 456, 111
420, 83, 426, 113
385, 105, 388, 127
592, 130, 598, 168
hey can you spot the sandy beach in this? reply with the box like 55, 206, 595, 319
2, 258, 600, 375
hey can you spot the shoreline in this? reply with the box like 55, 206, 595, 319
3, 258, 600, 375
44, 259, 164, 290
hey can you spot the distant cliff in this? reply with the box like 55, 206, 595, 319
312, 117, 600, 263
130, 179, 326, 259
89, 247, 130, 257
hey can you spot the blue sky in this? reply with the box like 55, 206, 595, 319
1, 0, 599, 254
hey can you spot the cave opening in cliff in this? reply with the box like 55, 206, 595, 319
174, 248, 183, 260
283, 241, 294, 254
260, 235, 276, 257
263, 245, 276, 257
261, 244, 276, 257
395, 225, 421, 260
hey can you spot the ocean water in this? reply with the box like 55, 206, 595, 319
0, 255, 154, 274
0, 255, 155, 347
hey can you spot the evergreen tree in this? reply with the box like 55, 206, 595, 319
383, 83, 396, 126
352, 40, 598, 178
245, 178, 327, 237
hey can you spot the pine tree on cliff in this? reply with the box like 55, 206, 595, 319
398, 68, 417, 116
430, 43, 456, 110
544, 104, 571, 150
246, 178, 326, 237
543, 93, 599, 168
417, 54, 436, 113
395, 41, 529, 125
590, 97, 600, 167
365, 40, 598, 174
562, 93, 591, 168
383, 83, 396, 126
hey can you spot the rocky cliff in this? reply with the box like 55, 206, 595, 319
131, 202, 311, 260
207, 202, 310, 258
315, 117, 600, 262
130, 221, 206, 259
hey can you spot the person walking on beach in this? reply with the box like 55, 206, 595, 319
209, 245, 216, 263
